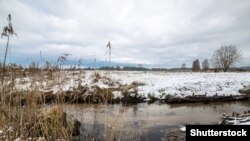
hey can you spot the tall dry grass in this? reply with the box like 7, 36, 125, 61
0, 61, 142, 141
0, 64, 78, 141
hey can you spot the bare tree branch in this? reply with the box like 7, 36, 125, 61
211, 45, 242, 72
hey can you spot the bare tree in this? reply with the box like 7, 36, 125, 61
202, 59, 209, 71
1, 14, 18, 74
212, 45, 241, 72
192, 59, 200, 72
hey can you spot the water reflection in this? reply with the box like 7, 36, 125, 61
63, 101, 250, 141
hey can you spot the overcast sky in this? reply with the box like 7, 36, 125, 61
0, 0, 250, 68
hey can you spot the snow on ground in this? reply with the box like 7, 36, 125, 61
109, 71, 250, 98
11, 71, 250, 98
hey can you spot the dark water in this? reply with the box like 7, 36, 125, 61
63, 101, 250, 141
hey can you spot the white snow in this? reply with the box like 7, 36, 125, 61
47, 71, 114, 94
10, 71, 250, 99
180, 126, 186, 132
235, 121, 250, 125
113, 91, 122, 99
110, 71, 250, 98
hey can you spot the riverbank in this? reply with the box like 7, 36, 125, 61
2, 70, 250, 105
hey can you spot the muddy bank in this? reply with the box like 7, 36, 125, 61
3, 89, 250, 106
164, 95, 250, 104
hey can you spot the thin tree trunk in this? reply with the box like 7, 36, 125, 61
3, 36, 9, 76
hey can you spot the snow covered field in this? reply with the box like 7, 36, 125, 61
11, 71, 250, 99
110, 71, 250, 98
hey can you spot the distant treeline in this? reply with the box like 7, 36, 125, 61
92, 66, 249, 72
0, 62, 249, 72
92, 66, 192, 72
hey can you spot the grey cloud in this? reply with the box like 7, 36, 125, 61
0, 0, 250, 68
